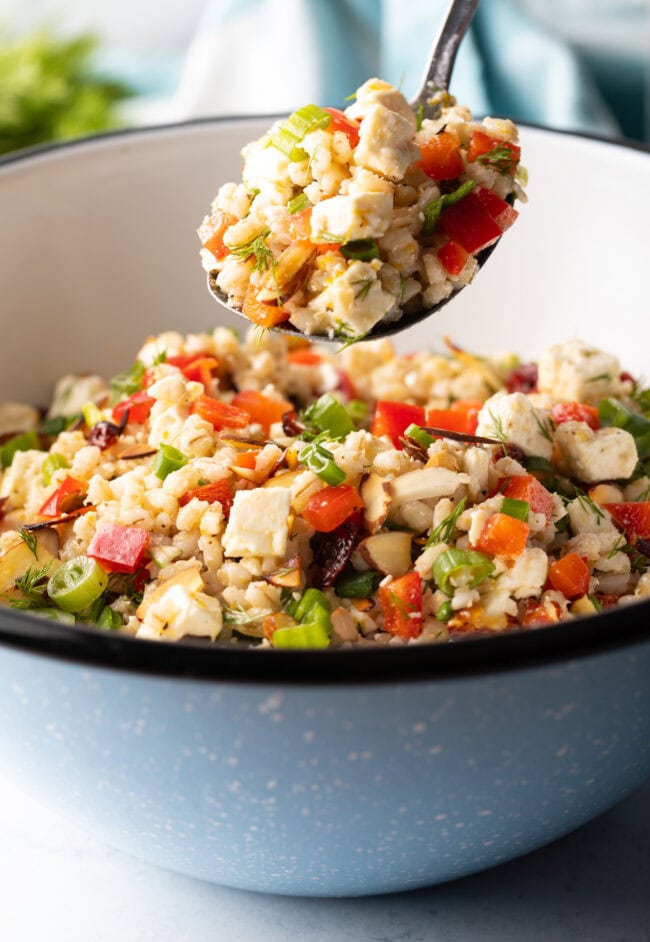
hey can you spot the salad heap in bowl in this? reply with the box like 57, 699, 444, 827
198, 79, 525, 341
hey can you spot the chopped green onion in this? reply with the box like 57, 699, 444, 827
348, 400, 368, 427
287, 192, 309, 215
153, 444, 188, 481
276, 587, 331, 648
110, 361, 145, 402
47, 557, 109, 613
340, 239, 380, 261
271, 126, 308, 161
98, 605, 122, 631
501, 497, 529, 522
437, 599, 453, 622
421, 179, 477, 237
0, 429, 40, 468
598, 398, 650, 460
433, 548, 495, 596
298, 441, 346, 485
82, 402, 104, 428
404, 423, 436, 450
41, 452, 70, 486
303, 393, 353, 440
270, 105, 332, 161
335, 570, 381, 598
39, 415, 77, 437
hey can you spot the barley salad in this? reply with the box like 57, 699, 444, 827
199, 79, 526, 340
2, 328, 650, 648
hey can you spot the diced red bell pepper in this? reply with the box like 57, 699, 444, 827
551, 402, 600, 431
466, 130, 521, 174
179, 480, 234, 517
439, 190, 504, 253
474, 512, 530, 557
231, 390, 292, 434
603, 502, 650, 540
371, 400, 426, 448
197, 210, 238, 261
242, 284, 291, 328
286, 347, 322, 366
302, 484, 363, 533
39, 476, 87, 518
191, 395, 250, 430
418, 131, 465, 181
337, 370, 357, 401
501, 474, 554, 524
437, 240, 469, 276
473, 186, 519, 230
112, 390, 155, 426
548, 552, 590, 599
323, 107, 360, 148
87, 522, 150, 574
379, 572, 423, 639
520, 598, 561, 627
505, 362, 538, 394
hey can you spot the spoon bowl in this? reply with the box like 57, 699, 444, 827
206, 0, 507, 345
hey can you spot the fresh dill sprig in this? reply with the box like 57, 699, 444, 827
222, 604, 270, 627
415, 103, 424, 131
19, 527, 38, 560
607, 534, 627, 558
487, 409, 507, 443
5, 562, 52, 609
586, 372, 612, 383
425, 497, 467, 549
533, 411, 553, 443
351, 278, 373, 301
229, 229, 275, 273
575, 489, 605, 524
477, 144, 516, 172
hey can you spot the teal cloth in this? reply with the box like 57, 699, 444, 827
188, 0, 640, 138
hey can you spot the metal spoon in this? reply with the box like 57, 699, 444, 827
207, 0, 505, 343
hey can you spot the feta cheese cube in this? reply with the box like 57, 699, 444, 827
310, 191, 393, 242
223, 488, 291, 558
555, 423, 638, 483
345, 78, 417, 129
354, 104, 420, 181
476, 392, 553, 459
537, 339, 622, 404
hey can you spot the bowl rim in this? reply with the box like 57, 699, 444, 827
1, 117, 649, 684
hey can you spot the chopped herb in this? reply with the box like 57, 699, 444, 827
398, 273, 407, 306
287, 192, 309, 215
533, 411, 553, 443
351, 278, 373, 301
5, 562, 52, 609
415, 103, 424, 131
588, 594, 603, 612
39, 415, 77, 437
477, 144, 517, 172
421, 179, 476, 238
587, 372, 612, 383
575, 490, 605, 523
110, 361, 145, 401
151, 350, 167, 366
487, 408, 507, 443
425, 497, 467, 548
320, 230, 346, 244
229, 229, 275, 274
608, 534, 627, 558
19, 527, 38, 559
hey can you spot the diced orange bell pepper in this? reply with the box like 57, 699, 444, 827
520, 597, 562, 626
287, 348, 322, 366
418, 130, 464, 181
451, 399, 482, 435
231, 389, 292, 434
197, 210, 238, 260
323, 107, 360, 148
379, 572, 423, 639
474, 512, 530, 557
232, 449, 258, 470
39, 476, 88, 517
178, 480, 234, 517
302, 484, 363, 533
288, 206, 313, 240
167, 354, 219, 388
501, 474, 554, 524
242, 284, 291, 328
548, 552, 590, 599
426, 406, 475, 435
371, 401, 426, 448
191, 394, 250, 430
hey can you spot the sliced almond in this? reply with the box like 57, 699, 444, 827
425, 449, 459, 472
118, 444, 157, 460
265, 554, 302, 588
360, 472, 391, 534
358, 531, 412, 577
390, 468, 469, 506
263, 469, 299, 489
257, 240, 316, 298
136, 564, 203, 620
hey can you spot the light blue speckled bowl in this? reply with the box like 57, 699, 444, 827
0, 121, 649, 896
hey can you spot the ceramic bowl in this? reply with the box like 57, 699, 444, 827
0, 120, 649, 897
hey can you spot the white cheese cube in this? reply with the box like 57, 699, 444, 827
476, 392, 553, 459
345, 79, 417, 129
495, 548, 548, 599
555, 423, 638, 483
354, 104, 420, 181
223, 488, 291, 558
139, 584, 223, 642
537, 339, 622, 404
310, 192, 393, 242
307, 260, 395, 336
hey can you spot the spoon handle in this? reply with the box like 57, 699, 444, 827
410, 0, 479, 108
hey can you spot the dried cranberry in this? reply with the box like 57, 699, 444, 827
282, 411, 304, 437
636, 539, 650, 560
87, 421, 121, 450
506, 363, 538, 394
311, 512, 362, 587
500, 443, 527, 464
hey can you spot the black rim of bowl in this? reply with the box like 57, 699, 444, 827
1, 118, 649, 684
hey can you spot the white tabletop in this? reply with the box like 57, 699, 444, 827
1, 774, 648, 942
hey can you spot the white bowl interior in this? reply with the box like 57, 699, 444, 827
0, 122, 648, 406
